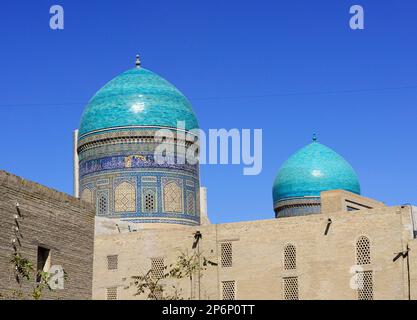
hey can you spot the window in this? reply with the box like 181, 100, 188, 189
284, 244, 296, 270
187, 192, 195, 215
283, 277, 299, 300
143, 188, 157, 213
153, 289, 163, 300
222, 281, 236, 300
357, 271, 373, 300
107, 255, 118, 270
80, 188, 92, 203
114, 182, 136, 212
106, 287, 117, 300
151, 257, 165, 279
36, 246, 51, 282
221, 242, 233, 268
356, 236, 371, 265
163, 180, 183, 213
97, 190, 109, 216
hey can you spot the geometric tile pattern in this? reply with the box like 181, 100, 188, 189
78, 128, 200, 225
187, 191, 195, 215
163, 180, 183, 213
79, 153, 198, 178
114, 181, 136, 212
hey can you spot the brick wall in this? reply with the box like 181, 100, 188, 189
93, 194, 414, 300
0, 170, 95, 300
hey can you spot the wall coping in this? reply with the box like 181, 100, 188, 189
0, 170, 95, 214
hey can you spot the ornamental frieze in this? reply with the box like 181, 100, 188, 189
79, 153, 198, 177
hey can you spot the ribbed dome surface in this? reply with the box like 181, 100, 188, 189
273, 141, 360, 203
79, 67, 198, 138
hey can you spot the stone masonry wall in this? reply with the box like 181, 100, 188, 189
0, 171, 95, 300
93, 200, 415, 300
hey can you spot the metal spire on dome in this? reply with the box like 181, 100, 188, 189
135, 54, 141, 68
312, 133, 317, 142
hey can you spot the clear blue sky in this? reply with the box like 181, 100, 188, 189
0, 0, 416, 223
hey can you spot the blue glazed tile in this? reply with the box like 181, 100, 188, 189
273, 141, 360, 203
79, 67, 198, 138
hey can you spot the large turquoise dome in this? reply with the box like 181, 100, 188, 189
77, 61, 201, 226
273, 140, 360, 204
78, 66, 198, 138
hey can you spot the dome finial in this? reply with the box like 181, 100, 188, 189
312, 133, 317, 142
135, 54, 141, 68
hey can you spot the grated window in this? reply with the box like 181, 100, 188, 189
114, 182, 136, 212
143, 188, 157, 213
357, 271, 373, 300
187, 192, 195, 215
284, 244, 296, 270
151, 257, 165, 279
221, 242, 233, 268
283, 276, 299, 300
106, 287, 117, 300
222, 281, 236, 300
107, 255, 118, 270
97, 191, 108, 216
356, 236, 371, 265
153, 289, 163, 300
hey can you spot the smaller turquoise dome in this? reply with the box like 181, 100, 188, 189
273, 140, 360, 204
79, 67, 198, 138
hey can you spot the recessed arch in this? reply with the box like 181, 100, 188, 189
114, 181, 136, 212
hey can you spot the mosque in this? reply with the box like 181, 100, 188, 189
75, 57, 417, 300
1, 56, 417, 300
75, 55, 362, 223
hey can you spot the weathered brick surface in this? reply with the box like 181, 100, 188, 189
93, 195, 417, 300
0, 170, 95, 300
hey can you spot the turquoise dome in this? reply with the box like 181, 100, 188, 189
273, 141, 360, 203
79, 67, 198, 138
